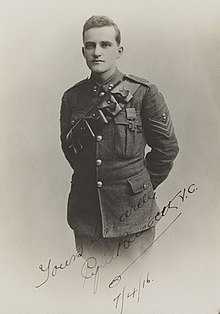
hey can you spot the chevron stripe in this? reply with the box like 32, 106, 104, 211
149, 117, 173, 138
148, 115, 171, 127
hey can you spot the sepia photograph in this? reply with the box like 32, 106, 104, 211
1, 0, 220, 313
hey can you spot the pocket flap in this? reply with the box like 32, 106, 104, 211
127, 172, 149, 194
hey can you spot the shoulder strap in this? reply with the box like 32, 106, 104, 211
124, 74, 151, 87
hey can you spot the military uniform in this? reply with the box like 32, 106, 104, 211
60, 69, 179, 240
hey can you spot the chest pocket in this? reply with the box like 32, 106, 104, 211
113, 109, 144, 159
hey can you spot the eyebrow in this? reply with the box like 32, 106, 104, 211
101, 41, 112, 45
84, 40, 113, 46
84, 41, 94, 45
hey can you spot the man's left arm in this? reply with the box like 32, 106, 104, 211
60, 92, 76, 170
142, 84, 179, 190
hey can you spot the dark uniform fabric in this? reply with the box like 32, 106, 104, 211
60, 69, 179, 238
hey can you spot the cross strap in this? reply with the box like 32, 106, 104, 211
97, 80, 141, 122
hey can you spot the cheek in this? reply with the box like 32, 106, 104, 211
110, 55, 117, 63
84, 51, 92, 59
106, 52, 116, 61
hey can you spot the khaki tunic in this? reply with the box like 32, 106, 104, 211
60, 69, 179, 238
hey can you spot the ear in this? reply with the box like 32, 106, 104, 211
82, 47, 85, 58
116, 46, 124, 59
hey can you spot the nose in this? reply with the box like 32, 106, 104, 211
93, 45, 102, 57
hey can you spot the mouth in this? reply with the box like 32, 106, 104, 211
92, 60, 104, 63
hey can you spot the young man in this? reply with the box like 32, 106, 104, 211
60, 16, 179, 261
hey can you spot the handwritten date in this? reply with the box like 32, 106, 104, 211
113, 272, 153, 314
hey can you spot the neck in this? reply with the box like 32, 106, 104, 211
91, 67, 117, 84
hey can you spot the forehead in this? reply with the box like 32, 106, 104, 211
83, 26, 117, 43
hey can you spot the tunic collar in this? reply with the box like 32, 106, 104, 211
89, 68, 124, 94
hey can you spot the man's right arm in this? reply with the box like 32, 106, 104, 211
60, 92, 76, 170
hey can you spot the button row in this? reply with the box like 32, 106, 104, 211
96, 134, 102, 187
96, 134, 103, 187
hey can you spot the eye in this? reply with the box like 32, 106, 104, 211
101, 42, 111, 48
84, 42, 94, 49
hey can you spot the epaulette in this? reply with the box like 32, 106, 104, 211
73, 78, 88, 88
124, 74, 151, 87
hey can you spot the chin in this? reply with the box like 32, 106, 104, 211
91, 68, 105, 74
88, 64, 105, 73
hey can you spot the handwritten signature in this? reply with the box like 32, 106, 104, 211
102, 192, 156, 237
35, 183, 198, 293
119, 192, 156, 223
147, 183, 198, 228
35, 245, 83, 288
80, 251, 118, 294
108, 183, 198, 289
80, 225, 152, 294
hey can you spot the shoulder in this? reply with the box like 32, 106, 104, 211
123, 74, 151, 87
124, 74, 163, 100
63, 77, 88, 97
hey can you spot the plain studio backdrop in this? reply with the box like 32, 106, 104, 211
1, 0, 220, 313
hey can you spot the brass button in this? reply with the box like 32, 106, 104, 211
96, 135, 102, 142
143, 184, 147, 189
92, 113, 96, 117
107, 100, 111, 104
96, 159, 102, 166
99, 91, 105, 97
97, 181, 103, 188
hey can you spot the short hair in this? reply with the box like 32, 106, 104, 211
82, 15, 121, 45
